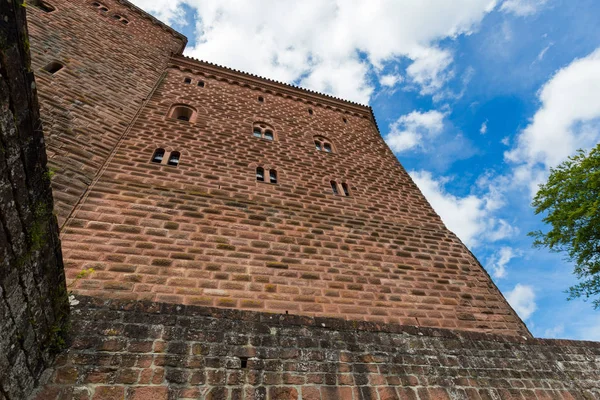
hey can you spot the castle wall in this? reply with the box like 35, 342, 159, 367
0, 2, 69, 398
60, 60, 529, 337
32, 296, 600, 400
26, 0, 185, 225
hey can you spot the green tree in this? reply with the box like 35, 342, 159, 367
530, 144, 600, 308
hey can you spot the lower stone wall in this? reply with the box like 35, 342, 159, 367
0, 2, 69, 399
32, 296, 600, 400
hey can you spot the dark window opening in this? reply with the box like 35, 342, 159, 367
92, 2, 100, 6
253, 128, 262, 138
308, 108, 314, 115
256, 167, 265, 182
330, 181, 338, 195
240, 357, 248, 369
121, 19, 129, 24
170, 106, 195, 122
99, 6, 108, 12
315, 141, 322, 151
198, 80, 205, 87
112, 14, 121, 19
167, 152, 180, 166
269, 170, 277, 184
264, 130, 274, 141
343, 117, 348, 123
36, 1, 56, 12
151, 148, 165, 163
323, 143, 332, 153
184, 77, 192, 84
42, 61, 64, 75
258, 96, 264, 103
342, 183, 350, 196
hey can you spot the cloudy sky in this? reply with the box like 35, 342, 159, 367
132, 0, 600, 340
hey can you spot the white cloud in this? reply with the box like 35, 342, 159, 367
131, 0, 498, 103
385, 110, 445, 152
480, 120, 488, 134
500, 0, 548, 16
486, 246, 520, 278
409, 170, 515, 248
380, 74, 403, 87
543, 324, 564, 338
505, 47, 600, 195
506, 284, 537, 320
501, 136, 510, 146
536, 42, 553, 62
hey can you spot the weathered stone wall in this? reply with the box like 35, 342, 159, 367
32, 296, 600, 400
60, 58, 529, 336
0, 2, 69, 398
26, 0, 186, 225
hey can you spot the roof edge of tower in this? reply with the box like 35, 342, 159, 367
117, 0, 188, 53
170, 55, 381, 131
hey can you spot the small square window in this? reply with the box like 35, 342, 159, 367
184, 77, 192, 84
253, 129, 262, 138
198, 80, 205, 87
264, 131, 274, 141
324, 143, 332, 153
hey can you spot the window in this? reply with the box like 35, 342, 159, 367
151, 148, 165, 163
308, 108, 314, 115
269, 170, 277, 184
256, 167, 265, 182
330, 181, 350, 196
314, 136, 334, 153
198, 80, 205, 87
121, 19, 129, 24
35, 1, 56, 12
342, 183, 350, 196
42, 61, 64, 75
168, 105, 197, 123
343, 117, 348, 124
167, 152, 180, 166
112, 14, 121, 19
330, 181, 339, 195
184, 77, 192, 84
258, 96, 264, 103
151, 149, 181, 167
252, 122, 276, 141
91, 2, 109, 11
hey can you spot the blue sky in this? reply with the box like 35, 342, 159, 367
132, 0, 600, 340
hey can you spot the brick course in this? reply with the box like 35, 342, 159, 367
32, 296, 600, 399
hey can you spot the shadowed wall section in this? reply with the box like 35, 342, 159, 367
0, 1, 69, 398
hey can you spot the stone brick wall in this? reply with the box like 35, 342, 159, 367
26, 0, 186, 225
60, 57, 529, 336
32, 296, 600, 400
0, 2, 69, 398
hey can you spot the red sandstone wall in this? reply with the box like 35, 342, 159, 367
60, 59, 528, 336
26, 0, 185, 225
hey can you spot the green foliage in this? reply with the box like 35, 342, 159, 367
530, 144, 600, 308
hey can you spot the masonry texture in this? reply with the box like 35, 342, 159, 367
0, 1, 69, 398
31, 296, 600, 400
27, 0, 529, 336
8, 0, 599, 398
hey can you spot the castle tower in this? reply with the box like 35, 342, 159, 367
27, 0, 528, 337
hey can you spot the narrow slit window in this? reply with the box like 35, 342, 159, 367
323, 143, 332, 153
42, 61, 64, 75
121, 19, 129, 24
269, 170, 277, 184
330, 181, 339, 195
315, 141, 322, 151
36, 1, 56, 12
184, 77, 192, 84
167, 152, 180, 166
342, 183, 350, 196
308, 108, 314, 115
264, 130, 274, 141
256, 167, 265, 182
99, 6, 108, 12
112, 14, 121, 19
151, 148, 165, 163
